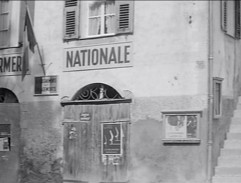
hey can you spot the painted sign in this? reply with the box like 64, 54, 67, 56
79, 113, 91, 122
102, 123, 122, 155
64, 42, 132, 71
34, 76, 58, 95
164, 115, 198, 139
0, 53, 23, 75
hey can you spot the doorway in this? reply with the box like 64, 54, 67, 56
62, 83, 131, 183
0, 88, 20, 183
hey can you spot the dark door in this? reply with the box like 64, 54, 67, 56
0, 104, 20, 183
63, 102, 130, 183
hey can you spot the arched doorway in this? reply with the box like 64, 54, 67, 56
61, 83, 131, 183
0, 88, 20, 183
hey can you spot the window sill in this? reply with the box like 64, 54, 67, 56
63, 32, 133, 42
162, 138, 201, 144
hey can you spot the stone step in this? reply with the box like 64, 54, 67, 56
233, 110, 241, 117
227, 133, 241, 140
221, 149, 241, 156
224, 140, 241, 149
215, 167, 241, 176
213, 176, 241, 183
231, 118, 241, 124
229, 125, 241, 133
236, 104, 241, 110
218, 156, 241, 166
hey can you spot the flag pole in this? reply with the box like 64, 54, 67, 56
25, 3, 46, 76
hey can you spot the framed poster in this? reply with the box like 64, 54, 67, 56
162, 111, 201, 143
34, 75, 58, 96
101, 123, 122, 155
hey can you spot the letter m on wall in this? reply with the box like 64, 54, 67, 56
63, 0, 79, 39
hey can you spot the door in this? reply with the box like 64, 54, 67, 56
63, 102, 130, 183
0, 104, 20, 183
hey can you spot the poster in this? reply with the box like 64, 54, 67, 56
102, 123, 122, 155
35, 76, 58, 95
165, 115, 198, 139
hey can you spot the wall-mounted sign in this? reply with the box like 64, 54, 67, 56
162, 111, 201, 143
34, 75, 58, 95
64, 42, 132, 71
79, 113, 91, 122
0, 53, 23, 76
102, 123, 122, 155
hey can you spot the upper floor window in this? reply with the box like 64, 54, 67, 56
63, 0, 134, 40
0, 0, 10, 47
221, 0, 241, 39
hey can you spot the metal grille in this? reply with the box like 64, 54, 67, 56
72, 83, 122, 101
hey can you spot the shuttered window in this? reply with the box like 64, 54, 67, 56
213, 77, 223, 119
63, 0, 79, 39
63, 0, 134, 40
221, 0, 241, 39
235, 0, 241, 39
0, 0, 10, 47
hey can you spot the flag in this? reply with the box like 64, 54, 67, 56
22, 7, 37, 80
24, 8, 37, 53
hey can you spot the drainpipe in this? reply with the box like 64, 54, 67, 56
207, 1, 213, 183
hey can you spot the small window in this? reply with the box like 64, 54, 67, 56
63, 0, 134, 40
213, 77, 223, 118
221, 0, 241, 39
0, 0, 10, 47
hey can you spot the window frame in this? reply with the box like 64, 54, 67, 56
87, 1, 116, 37
213, 77, 223, 119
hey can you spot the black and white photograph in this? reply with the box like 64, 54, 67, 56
0, 0, 241, 183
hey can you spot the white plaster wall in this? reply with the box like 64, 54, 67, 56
15, 1, 209, 103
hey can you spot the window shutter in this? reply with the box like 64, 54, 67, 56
0, 0, 10, 48
116, 1, 134, 34
63, 0, 79, 39
235, 0, 241, 39
226, 0, 235, 37
221, 0, 227, 32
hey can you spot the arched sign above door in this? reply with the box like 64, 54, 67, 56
72, 83, 123, 101
61, 83, 131, 106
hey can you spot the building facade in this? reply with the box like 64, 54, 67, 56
0, 1, 241, 183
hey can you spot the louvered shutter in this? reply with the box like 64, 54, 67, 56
221, 0, 227, 32
235, 0, 241, 39
226, 0, 235, 37
63, 0, 79, 39
116, 1, 134, 34
0, 0, 10, 48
